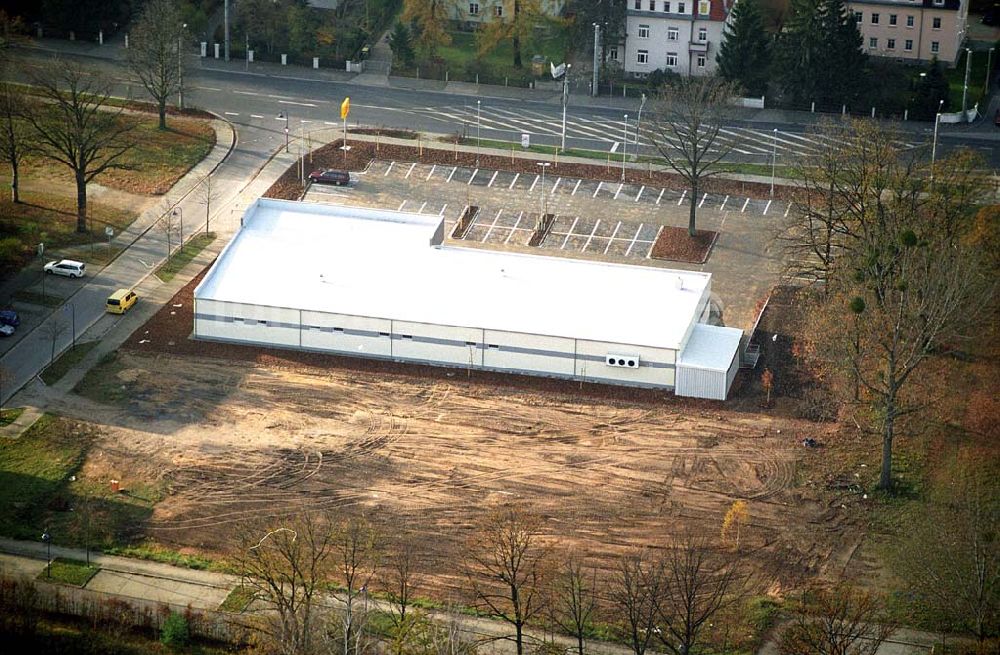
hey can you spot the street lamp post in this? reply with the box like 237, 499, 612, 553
476, 100, 481, 165
634, 93, 647, 159
931, 98, 945, 182
561, 64, 571, 152
962, 47, 972, 116
178, 23, 187, 109
278, 111, 289, 152
621, 113, 628, 181
770, 128, 778, 196
986, 47, 995, 95
41, 530, 51, 578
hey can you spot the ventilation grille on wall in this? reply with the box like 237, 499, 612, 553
606, 354, 640, 369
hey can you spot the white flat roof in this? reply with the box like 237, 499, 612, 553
195, 200, 712, 350
677, 324, 743, 371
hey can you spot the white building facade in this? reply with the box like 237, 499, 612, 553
619, 0, 732, 77
194, 200, 743, 400
449, 0, 565, 25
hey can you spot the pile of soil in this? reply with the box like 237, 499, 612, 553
650, 227, 718, 263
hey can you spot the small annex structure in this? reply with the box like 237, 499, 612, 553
193, 199, 743, 399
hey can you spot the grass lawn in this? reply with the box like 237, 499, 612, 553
11, 290, 64, 307
0, 407, 24, 426
218, 585, 255, 613
39, 557, 99, 586
155, 232, 216, 282
428, 27, 570, 83
946, 49, 990, 112
40, 341, 99, 386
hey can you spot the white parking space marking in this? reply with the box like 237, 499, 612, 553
482, 209, 504, 242
582, 220, 602, 250
647, 226, 664, 259
384, 162, 395, 177
398, 200, 407, 211
593, 182, 603, 198
741, 198, 750, 212
561, 217, 580, 249
551, 178, 562, 194
439, 204, 448, 215
528, 174, 540, 192
426, 164, 437, 180
418, 201, 427, 213
785, 202, 793, 217
614, 183, 624, 200
572, 179, 582, 195
468, 169, 479, 185
505, 211, 524, 244
721, 195, 729, 211
604, 222, 622, 254
447, 166, 457, 183
656, 188, 665, 205
698, 193, 707, 208
625, 224, 644, 257
763, 199, 772, 215
509, 173, 520, 189
635, 186, 645, 202
678, 190, 687, 206
488, 170, 499, 187
405, 163, 417, 179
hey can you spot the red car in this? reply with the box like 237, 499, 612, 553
308, 169, 351, 185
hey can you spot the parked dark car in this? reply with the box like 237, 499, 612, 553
0, 310, 19, 328
308, 169, 351, 186
994, 108, 1000, 127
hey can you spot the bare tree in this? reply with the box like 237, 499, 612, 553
158, 206, 180, 261
778, 584, 895, 655
22, 61, 136, 233
384, 538, 421, 655
609, 548, 663, 655
0, 83, 35, 203
233, 516, 335, 655
655, 533, 748, 655
198, 172, 219, 233
330, 516, 380, 655
466, 502, 549, 655
41, 320, 67, 365
126, 0, 187, 129
548, 552, 598, 655
648, 76, 742, 236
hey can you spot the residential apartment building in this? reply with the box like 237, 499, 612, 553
451, 0, 566, 25
619, 0, 733, 78
847, 0, 968, 65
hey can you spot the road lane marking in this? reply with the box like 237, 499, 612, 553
488, 170, 499, 187
224, 112, 239, 116
593, 182, 603, 198
741, 198, 750, 212
698, 193, 707, 208
763, 199, 772, 215
656, 188, 665, 205
405, 163, 416, 179
528, 174, 540, 192
426, 164, 437, 180
384, 162, 395, 177
398, 200, 407, 211
278, 100, 317, 107
571, 179, 581, 195
250, 114, 263, 119
647, 226, 664, 259
468, 169, 479, 185
614, 183, 623, 200
447, 166, 457, 183
721, 195, 729, 211
509, 173, 520, 189
678, 190, 686, 206
635, 186, 644, 202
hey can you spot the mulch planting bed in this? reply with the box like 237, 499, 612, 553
124, 268, 750, 410
264, 139, 795, 202
650, 227, 718, 264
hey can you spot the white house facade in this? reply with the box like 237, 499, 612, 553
619, 0, 732, 77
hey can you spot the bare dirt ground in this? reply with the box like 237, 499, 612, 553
64, 280, 864, 604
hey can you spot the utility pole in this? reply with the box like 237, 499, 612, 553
561, 64, 571, 151
592, 23, 600, 97
178, 23, 186, 109
621, 113, 628, 181
962, 47, 972, 116
986, 47, 995, 95
634, 93, 646, 159
224, 0, 230, 62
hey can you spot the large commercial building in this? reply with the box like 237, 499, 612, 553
193, 199, 743, 400
847, 0, 968, 65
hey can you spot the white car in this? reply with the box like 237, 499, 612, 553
44, 259, 86, 278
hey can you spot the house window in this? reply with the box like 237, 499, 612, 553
494, 4, 503, 17
904, 39, 913, 51
666, 52, 678, 66
678, 1, 686, 12
869, 37, 878, 48
662, 1, 670, 10
638, 24, 650, 38
697, 27, 707, 41
697, 53, 706, 67
469, 2, 479, 15
649, 0, 655, 9
887, 38, 896, 49
609, 46, 619, 61
931, 41, 940, 53
637, 49, 649, 64
699, 0, 710, 15
906, 15, 914, 27
932, 17, 941, 29
853, 11, 862, 22
634, 0, 641, 8
668, 26, 679, 40
889, 14, 897, 25
871, 13, 879, 24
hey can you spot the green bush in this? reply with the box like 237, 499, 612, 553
160, 611, 189, 649
0, 236, 24, 265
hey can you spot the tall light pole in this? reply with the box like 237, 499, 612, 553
278, 111, 289, 152
41, 530, 51, 578
634, 93, 647, 159
986, 47, 995, 95
931, 98, 945, 182
592, 23, 600, 97
561, 64, 571, 152
962, 47, 972, 116
224, 0, 230, 62
770, 128, 778, 196
621, 114, 628, 181
476, 100, 481, 165
177, 24, 186, 109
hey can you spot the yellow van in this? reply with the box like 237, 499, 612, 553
106, 289, 138, 314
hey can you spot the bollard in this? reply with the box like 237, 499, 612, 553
200, 42, 207, 57
505, 76, 508, 87
842, 104, 846, 116
248, 49, 254, 62
214, 42, 219, 58
69, 30, 75, 41
446, 70, 449, 82
476, 73, 479, 86
124, 34, 128, 48
281, 53, 287, 65
624, 84, 627, 98
98, 29, 103, 45
904, 109, 908, 121
871, 106, 876, 118
313, 56, 319, 69
811, 101, 815, 113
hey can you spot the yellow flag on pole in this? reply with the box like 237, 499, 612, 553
340, 97, 350, 120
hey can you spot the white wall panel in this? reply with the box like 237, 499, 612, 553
482, 330, 576, 376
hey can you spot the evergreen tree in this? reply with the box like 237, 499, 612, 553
388, 22, 415, 68
775, 0, 866, 108
912, 58, 951, 120
716, 0, 771, 97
